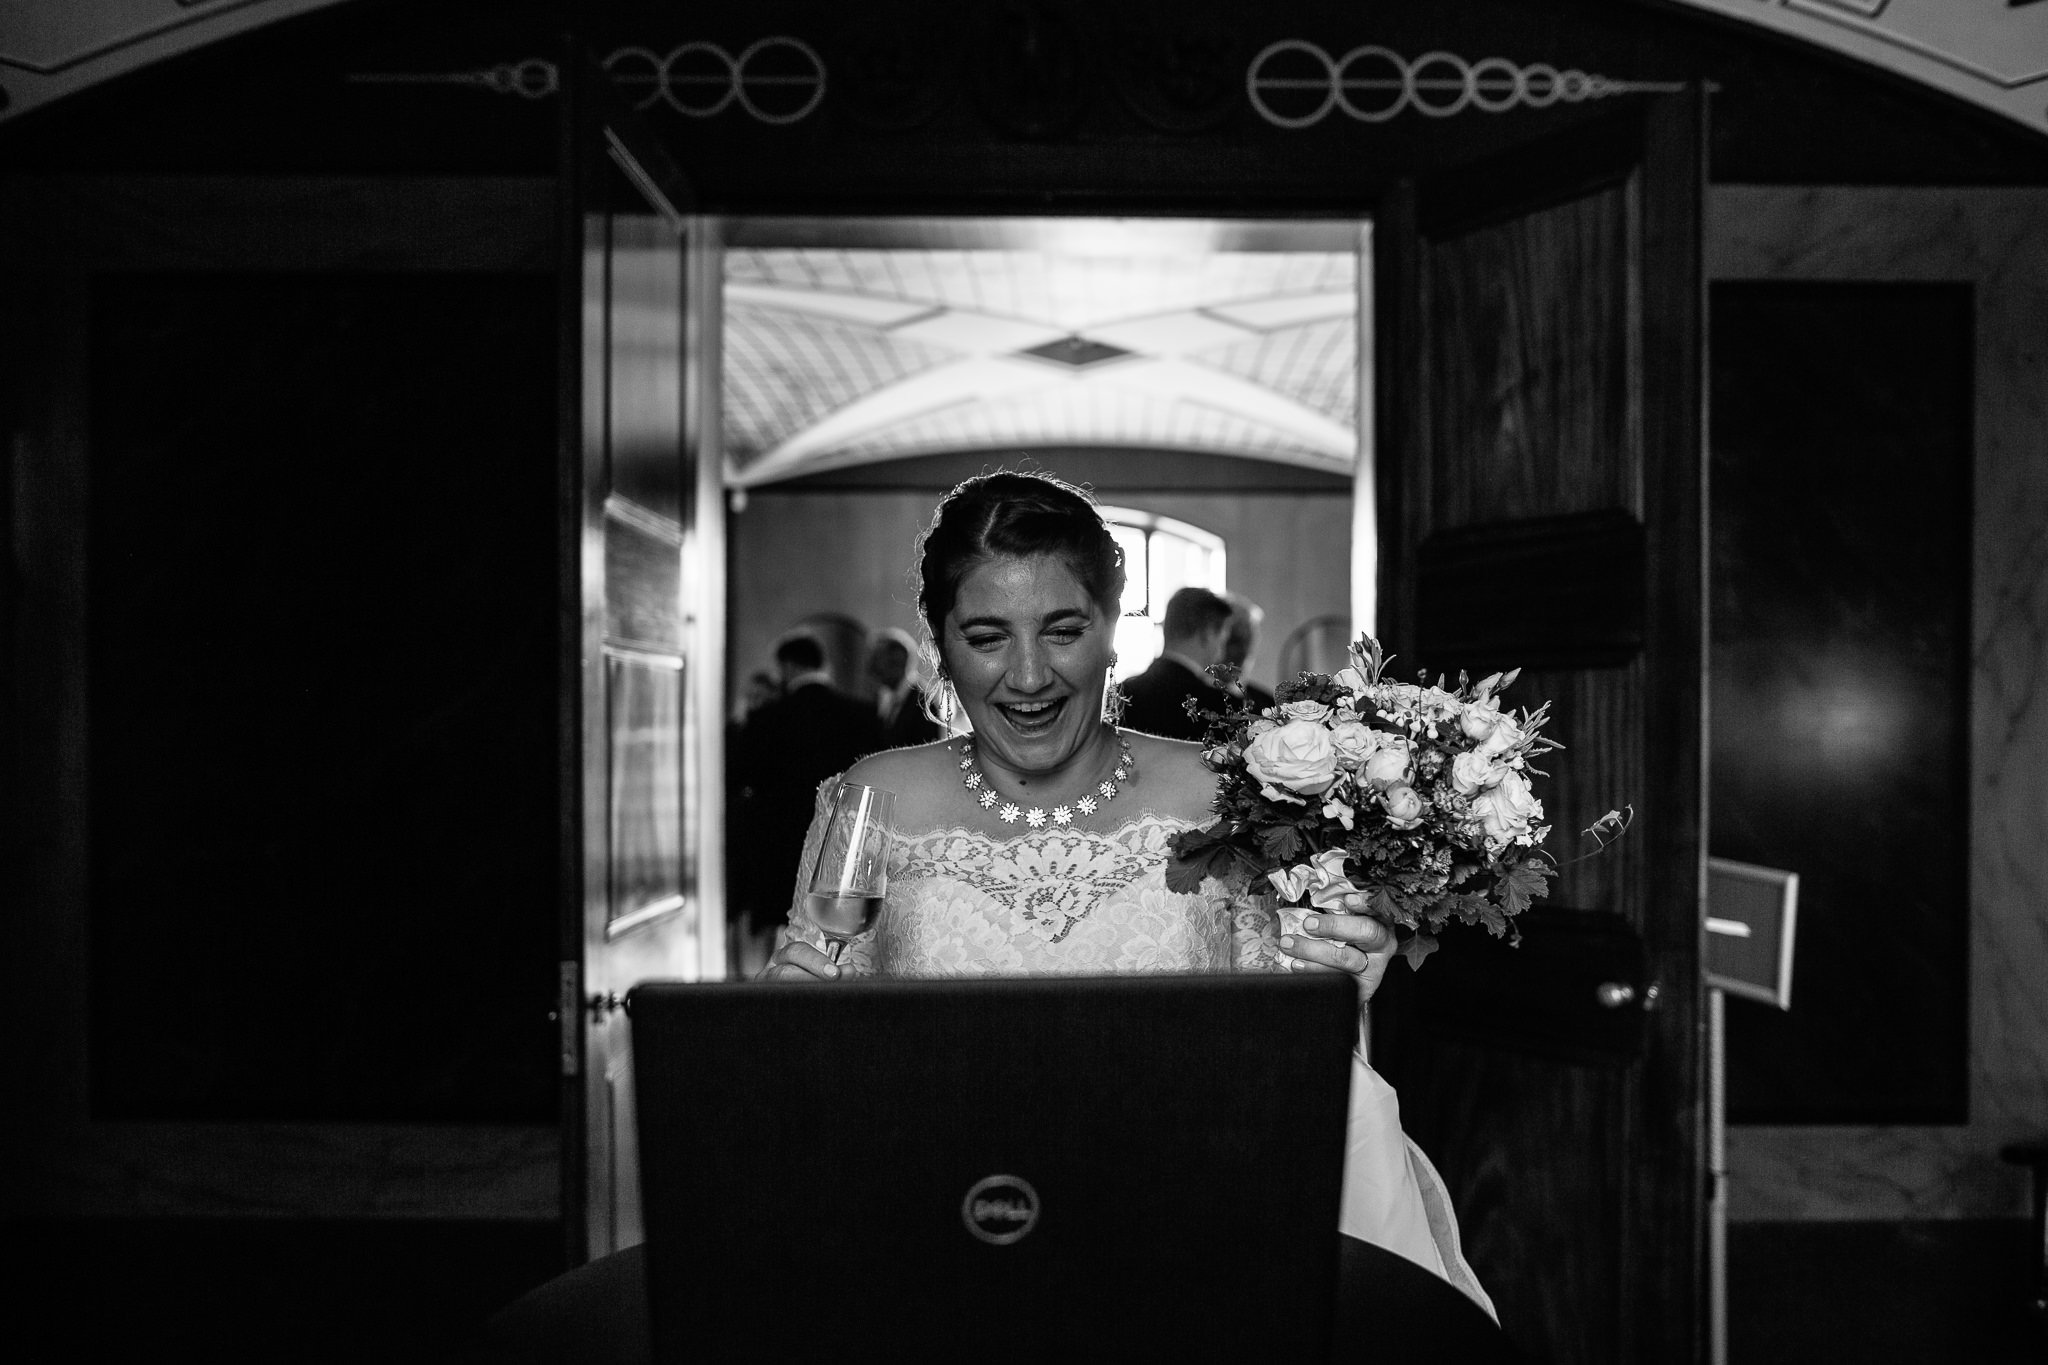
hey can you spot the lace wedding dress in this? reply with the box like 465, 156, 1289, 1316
780, 784, 1495, 1318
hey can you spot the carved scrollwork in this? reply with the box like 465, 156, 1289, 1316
1245, 41, 1686, 129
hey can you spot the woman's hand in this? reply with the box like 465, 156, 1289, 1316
757, 936, 843, 982
1278, 893, 1395, 1002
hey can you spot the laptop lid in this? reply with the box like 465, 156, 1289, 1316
628, 971, 1359, 1362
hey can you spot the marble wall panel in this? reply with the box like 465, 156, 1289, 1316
1710, 187, 2048, 1221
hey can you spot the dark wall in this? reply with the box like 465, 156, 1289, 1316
1728, 1220, 2042, 1363
87, 272, 561, 1122
1709, 281, 1973, 1124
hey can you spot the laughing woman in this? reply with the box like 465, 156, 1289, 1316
760, 470, 1492, 1315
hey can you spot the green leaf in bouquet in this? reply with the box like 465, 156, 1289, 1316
1496, 857, 1552, 915
1166, 823, 1243, 894
1471, 898, 1513, 939
1398, 931, 1439, 971
1443, 889, 1492, 923
1259, 823, 1307, 862
1367, 885, 1404, 923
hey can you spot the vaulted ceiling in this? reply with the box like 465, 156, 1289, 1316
721, 220, 1364, 487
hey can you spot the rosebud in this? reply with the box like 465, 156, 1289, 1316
1361, 740, 1412, 790
1381, 783, 1425, 826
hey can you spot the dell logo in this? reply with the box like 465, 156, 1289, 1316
961, 1174, 1040, 1245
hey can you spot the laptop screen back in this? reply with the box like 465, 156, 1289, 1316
628, 971, 1359, 1362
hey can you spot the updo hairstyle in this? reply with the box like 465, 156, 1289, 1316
914, 471, 1127, 668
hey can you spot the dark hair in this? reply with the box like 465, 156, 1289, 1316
1162, 586, 1235, 643
774, 634, 825, 672
915, 471, 1126, 656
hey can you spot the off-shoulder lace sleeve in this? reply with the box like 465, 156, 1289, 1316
1230, 889, 1290, 972
774, 775, 880, 977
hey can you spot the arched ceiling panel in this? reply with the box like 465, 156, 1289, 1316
801, 385, 1344, 478
1203, 315, 1359, 429
722, 306, 956, 468
722, 240, 1362, 486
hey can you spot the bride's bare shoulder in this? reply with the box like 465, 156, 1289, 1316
1120, 729, 1218, 822
843, 737, 964, 824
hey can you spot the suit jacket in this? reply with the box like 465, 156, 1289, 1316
732, 680, 884, 931
1118, 655, 1229, 740
875, 682, 943, 752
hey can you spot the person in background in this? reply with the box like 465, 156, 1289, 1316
1117, 585, 1236, 739
865, 625, 942, 751
728, 634, 882, 976
743, 669, 781, 713
1224, 592, 1276, 711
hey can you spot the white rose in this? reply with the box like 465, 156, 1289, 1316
1279, 700, 1331, 723
1480, 712, 1526, 757
1360, 738, 1412, 790
1459, 699, 1503, 743
1451, 749, 1504, 795
1328, 720, 1377, 769
1470, 768, 1542, 845
1242, 719, 1340, 800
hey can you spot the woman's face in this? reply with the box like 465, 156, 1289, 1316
942, 553, 1116, 777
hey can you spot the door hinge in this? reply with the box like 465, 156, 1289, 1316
556, 960, 581, 1077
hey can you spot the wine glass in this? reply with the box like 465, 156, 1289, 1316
805, 782, 896, 964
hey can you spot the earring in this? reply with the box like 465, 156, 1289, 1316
1101, 663, 1128, 727
938, 679, 957, 730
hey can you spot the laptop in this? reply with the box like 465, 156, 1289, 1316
628, 971, 1360, 1362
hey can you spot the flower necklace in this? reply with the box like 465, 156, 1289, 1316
957, 733, 1135, 829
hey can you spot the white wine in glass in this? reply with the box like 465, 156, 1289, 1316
805, 782, 895, 963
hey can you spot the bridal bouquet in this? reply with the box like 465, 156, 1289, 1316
1165, 634, 1574, 968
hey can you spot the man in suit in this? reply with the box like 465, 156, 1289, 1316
730, 633, 883, 973
1118, 586, 1236, 740
865, 625, 942, 751
1224, 593, 1277, 711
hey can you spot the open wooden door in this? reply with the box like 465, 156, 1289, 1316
1369, 91, 1707, 1363
560, 62, 727, 1264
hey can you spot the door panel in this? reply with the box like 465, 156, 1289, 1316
1372, 91, 1706, 1364
1425, 183, 1641, 528
563, 70, 725, 1263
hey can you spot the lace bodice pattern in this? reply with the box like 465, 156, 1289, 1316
781, 782, 1291, 978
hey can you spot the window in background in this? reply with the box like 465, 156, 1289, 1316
1096, 507, 1225, 681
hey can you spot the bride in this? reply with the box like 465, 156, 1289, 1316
761, 470, 1492, 1316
